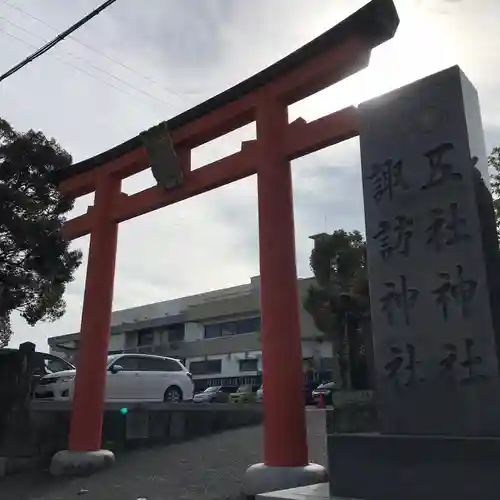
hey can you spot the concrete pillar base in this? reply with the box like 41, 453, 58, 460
242, 462, 328, 498
50, 449, 115, 477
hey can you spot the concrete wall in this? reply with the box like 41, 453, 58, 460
301, 339, 334, 359
184, 322, 204, 342
108, 333, 125, 352
176, 332, 261, 359
187, 351, 262, 380
22, 402, 264, 469
185, 293, 259, 322
111, 282, 253, 326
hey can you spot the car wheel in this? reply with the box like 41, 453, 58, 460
164, 386, 182, 402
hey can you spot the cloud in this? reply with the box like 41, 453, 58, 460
104, 1, 237, 72
485, 125, 500, 154
3, 0, 500, 350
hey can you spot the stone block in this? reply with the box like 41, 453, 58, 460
125, 410, 149, 440
359, 65, 500, 436
50, 449, 115, 477
328, 433, 500, 500
149, 411, 166, 440
243, 463, 328, 498
169, 411, 185, 441
257, 482, 330, 500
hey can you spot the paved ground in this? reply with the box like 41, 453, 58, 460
1, 409, 327, 500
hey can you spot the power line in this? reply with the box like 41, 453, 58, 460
0, 15, 171, 106
0, 0, 204, 97
0, 26, 165, 110
0, 0, 119, 83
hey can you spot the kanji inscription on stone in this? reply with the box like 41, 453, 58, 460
384, 343, 425, 389
379, 275, 419, 326
432, 265, 478, 320
439, 338, 488, 384
366, 159, 409, 203
421, 142, 462, 190
374, 215, 414, 260
426, 203, 471, 252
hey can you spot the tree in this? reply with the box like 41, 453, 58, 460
0, 118, 82, 347
303, 230, 370, 390
488, 146, 500, 233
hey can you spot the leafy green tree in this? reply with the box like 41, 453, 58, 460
0, 118, 82, 347
489, 146, 500, 234
303, 230, 370, 389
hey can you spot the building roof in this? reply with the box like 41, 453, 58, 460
48, 278, 257, 346
48, 276, 316, 346
48, 313, 185, 347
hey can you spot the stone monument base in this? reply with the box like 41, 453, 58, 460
242, 462, 328, 498
328, 433, 500, 500
50, 449, 115, 476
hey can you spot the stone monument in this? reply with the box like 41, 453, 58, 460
325, 66, 500, 500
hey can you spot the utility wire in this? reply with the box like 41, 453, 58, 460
0, 16, 170, 106
0, 0, 203, 96
0, 0, 118, 83
0, 26, 164, 110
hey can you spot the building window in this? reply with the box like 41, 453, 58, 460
139, 357, 183, 372
111, 356, 141, 371
221, 322, 237, 336
167, 324, 185, 342
137, 328, 155, 347
204, 324, 221, 339
239, 358, 258, 372
189, 359, 222, 375
237, 317, 261, 334
204, 317, 261, 339
320, 357, 335, 371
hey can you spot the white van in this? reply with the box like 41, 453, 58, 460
34, 353, 194, 403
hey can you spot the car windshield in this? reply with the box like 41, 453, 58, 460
44, 356, 74, 374
0, 350, 74, 376
237, 385, 252, 393
317, 382, 336, 389
204, 386, 220, 393
106, 354, 121, 366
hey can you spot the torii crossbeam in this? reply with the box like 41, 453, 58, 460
53, 0, 399, 485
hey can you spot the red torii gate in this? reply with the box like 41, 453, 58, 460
54, 0, 398, 486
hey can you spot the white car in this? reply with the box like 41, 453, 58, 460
34, 353, 194, 403
256, 385, 263, 402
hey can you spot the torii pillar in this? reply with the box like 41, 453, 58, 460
241, 95, 328, 496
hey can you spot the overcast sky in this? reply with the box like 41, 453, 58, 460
1, 0, 499, 350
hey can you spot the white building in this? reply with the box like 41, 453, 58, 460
48, 276, 334, 390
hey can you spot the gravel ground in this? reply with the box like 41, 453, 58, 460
1, 409, 327, 500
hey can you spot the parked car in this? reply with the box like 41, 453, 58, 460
0, 348, 74, 392
34, 353, 194, 403
229, 384, 260, 403
193, 385, 238, 403
256, 385, 263, 402
312, 381, 339, 405
304, 381, 319, 405
256, 382, 317, 405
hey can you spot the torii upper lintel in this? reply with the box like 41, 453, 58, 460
57, 0, 398, 195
